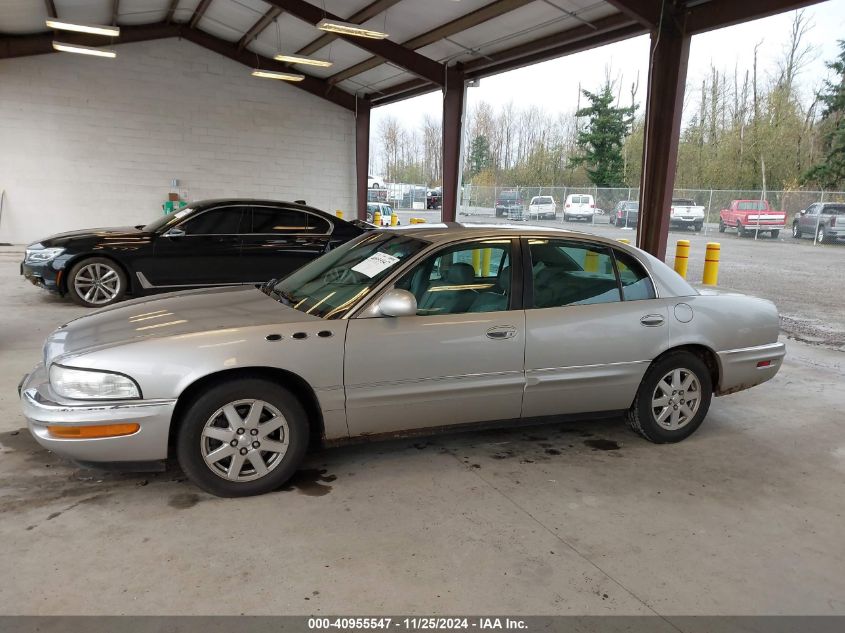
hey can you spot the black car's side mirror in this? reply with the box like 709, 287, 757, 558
799, 209, 807, 215
163, 227, 186, 238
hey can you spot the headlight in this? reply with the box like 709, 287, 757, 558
25, 247, 65, 264
49, 364, 141, 400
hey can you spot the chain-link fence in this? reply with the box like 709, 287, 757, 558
367, 183, 429, 210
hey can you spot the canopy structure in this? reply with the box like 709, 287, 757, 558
0, 0, 824, 257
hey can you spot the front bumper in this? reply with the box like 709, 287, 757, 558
742, 223, 785, 231
19, 363, 176, 465
716, 341, 786, 396
669, 217, 702, 226
20, 260, 63, 293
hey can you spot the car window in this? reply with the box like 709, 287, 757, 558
308, 214, 331, 233
825, 204, 845, 215
394, 241, 513, 316
738, 201, 767, 211
251, 207, 310, 234
536, 196, 553, 204
808, 205, 820, 215
613, 250, 656, 301
529, 239, 620, 308
180, 207, 246, 235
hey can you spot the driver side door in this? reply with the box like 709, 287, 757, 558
343, 238, 526, 436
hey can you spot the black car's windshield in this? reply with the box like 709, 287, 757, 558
270, 232, 428, 319
142, 206, 195, 232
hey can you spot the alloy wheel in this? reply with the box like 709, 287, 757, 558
73, 262, 121, 305
201, 399, 290, 482
650, 368, 702, 430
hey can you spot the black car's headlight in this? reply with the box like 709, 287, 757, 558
25, 247, 65, 264
49, 364, 141, 400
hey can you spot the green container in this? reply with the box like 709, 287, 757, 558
162, 200, 188, 215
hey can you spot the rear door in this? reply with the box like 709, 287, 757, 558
148, 205, 246, 287
241, 205, 332, 282
521, 237, 670, 418
344, 238, 525, 435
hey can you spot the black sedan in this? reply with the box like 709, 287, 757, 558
21, 199, 369, 307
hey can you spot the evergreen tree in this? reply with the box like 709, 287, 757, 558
569, 82, 637, 187
467, 135, 492, 177
803, 40, 845, 189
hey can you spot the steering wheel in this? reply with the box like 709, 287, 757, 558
323, 267, 358, 284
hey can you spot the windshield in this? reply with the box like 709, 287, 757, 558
269, 232, 429, 319
142, 206, 195, 232
534, 197, 553, 204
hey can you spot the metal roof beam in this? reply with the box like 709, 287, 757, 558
237, 6, 282, 51
44, 0, 57, 19
188, 0, 213, 29
603, 0, 658, 29
684, 0, 824, 35
264, 0, 445, 86
295, 0, 402, 56
165, 0, 180, 23
0, 22, 179, 58
112, 0, 120, 25
328, 0, 533, 86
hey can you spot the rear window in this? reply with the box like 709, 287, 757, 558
737, 201, 768, 211
571, 196, 591, 204
672, 199, 696, 206
534, 196, 553, 204
499, 192, 518, 201
824, 204, 845, 215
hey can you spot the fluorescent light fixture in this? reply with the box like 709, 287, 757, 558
273, 53, 333, 67
251, 69, 305, 82
52, 41, 117, 58
316, 19, 388, 39
46, 19, 120, 37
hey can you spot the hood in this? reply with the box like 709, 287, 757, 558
44, 286, 319, 364
34, 226, 149, 248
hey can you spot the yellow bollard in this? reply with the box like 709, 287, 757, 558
702, 242, 720, 285
481, 248, 492, 277
390, 213, 398, 227
617, 238, 630, 244
472, 250, 481, 276
373, 211, 381, 226
584, 250, 599, 272
335, 210, 343, 219
674, 239, 690, 278
410, 217, 426, 224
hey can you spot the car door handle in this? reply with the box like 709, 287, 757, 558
640, 314, 665, 327
486, 325, 517, 340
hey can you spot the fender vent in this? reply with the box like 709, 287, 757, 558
317, 330, 333, 338
292, 332, 307, 340
265, 334, 282, 341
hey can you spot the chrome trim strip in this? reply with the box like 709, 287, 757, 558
24, 388, 176, 413
528, 360, 649, 374
136, 271, 263, 290
347, 369, 524, 390
718, 342, 785, 356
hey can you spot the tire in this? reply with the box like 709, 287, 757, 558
817, 226, 827, 244
770, 230, 780, 239
792, 222, 801, 239
625, 351, 713, 444
694, 222, 703, 232
66, 257, 127, 308
176, 378, 309, 497
718, 219, 726, 233
564, 214, 570, 222
737, 221, 748, 238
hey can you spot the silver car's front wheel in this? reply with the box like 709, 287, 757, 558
201, 399, 290, 482
177, 378, 308, 497
650, 368, 702, 431
627, 351, 712, 443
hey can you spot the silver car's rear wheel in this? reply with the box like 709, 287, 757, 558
201, 399, 290, 482
650, 368, 702, 431
177, 378, 308, 497
627, 351, 712, 443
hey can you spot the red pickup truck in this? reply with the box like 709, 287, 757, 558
719, 200, 786, 238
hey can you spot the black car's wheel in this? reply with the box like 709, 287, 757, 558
177, 377, 309, 497
66, 257, 127, 308
626, 351, 712, 444
770, 229, 780, 239
718, 219, 726, 233
792, 222, 801, 239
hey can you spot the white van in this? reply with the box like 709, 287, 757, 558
563, 194, 595, 222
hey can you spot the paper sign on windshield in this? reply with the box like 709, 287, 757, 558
351, 252, 401, 278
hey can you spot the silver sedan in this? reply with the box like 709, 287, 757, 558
20, 224, 785, 496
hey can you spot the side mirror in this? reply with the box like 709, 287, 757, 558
378, 289, 417, 317
799, 209, 807, 215
163, 227, 185, 238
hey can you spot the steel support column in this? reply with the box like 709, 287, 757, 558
356, 97, 372, 221
636, 16, 690, 259
441, 67, 466, 222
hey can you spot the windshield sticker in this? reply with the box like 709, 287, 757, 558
351, 252, 401, 278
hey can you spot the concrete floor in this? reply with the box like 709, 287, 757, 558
1, 246, 844, 615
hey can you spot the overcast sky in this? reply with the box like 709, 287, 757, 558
371, 0, 845, 139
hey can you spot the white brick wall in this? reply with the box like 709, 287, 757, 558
0, 38, 356, 244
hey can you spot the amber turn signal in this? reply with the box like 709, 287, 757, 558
47, 423, 140, 439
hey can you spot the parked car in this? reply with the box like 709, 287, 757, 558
528, 196, 557, 220
669, 198, 705, 231
20, 199, 368, 308
367, 175, 384, 189
367, 203, 400, 226
563, 194, 595, 221
426, 188, 442, 210
20, 224, 785, 497
719, 200, 786, 238
495, 190, 523, 218
611, 201, 639, 228
792, 202, 845, 243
